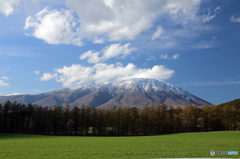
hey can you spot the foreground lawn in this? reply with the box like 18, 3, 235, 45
0, 131, 239, 159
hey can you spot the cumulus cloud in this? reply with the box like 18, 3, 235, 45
40, 72, 56, 81
1, 76, 9, 80
68, 0, 201, 41
151, 26, 164, 41
79, 50, 101, 63
203, 7, 221, 23
41, 63, 174, 88
0, 0, 20, 16
35, 71, 40, 74
24, 0, 202, 45
24, 7, 83, 46
231, 16, 240, 24
102, 43, 136, 59
80, 43, 136, 63
0, 80, 9, 86
173, 54, 180, 59
66, 0, 160, 41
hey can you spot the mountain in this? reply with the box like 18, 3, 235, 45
0, 78, 212, 108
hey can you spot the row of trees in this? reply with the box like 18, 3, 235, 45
0, 101, 239, 136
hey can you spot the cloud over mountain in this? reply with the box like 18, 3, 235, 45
41, 63, 174, 88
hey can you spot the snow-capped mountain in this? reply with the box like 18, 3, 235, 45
0, 78, 212, 108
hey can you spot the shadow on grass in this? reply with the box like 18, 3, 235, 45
0, 131, 238, 140
0, 132, 50, 140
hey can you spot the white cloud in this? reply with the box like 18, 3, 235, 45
116, 62, 123, 67
24, 7, 83, 46
93, 38, 104, 44
231, 16, 240, 24
102, 43, 136, 59
160, 54, 168, 59
1, 76, 9, 80
193, 36, 216, 49
151, 26, 164, 41
40, 72, 56, 81
42, 63, 174, 88
147, 56, 156, 61
165, 0, 201, 24
203, 7, 221, 23
178, 81, 240, 87
0, 80, 9, 87
24, 0, 202, 45
173, 54, 180, 59
0, 0, 20, 16
0, 0, 39, 16
159, 54, 180, 60
214, 7, 220, 12
80, 43, 136, 63
69, 0, 201, 41
66, 0, 159, 41
0, 76, 9, 86
35, 71, 40, 74
79, 50, 101, 63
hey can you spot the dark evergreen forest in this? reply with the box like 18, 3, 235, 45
0, 100, 239, 136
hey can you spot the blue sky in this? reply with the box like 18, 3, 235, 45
0, 0, 240, 105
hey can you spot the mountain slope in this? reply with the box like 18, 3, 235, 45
0, 78, 212, 108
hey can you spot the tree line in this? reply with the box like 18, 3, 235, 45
218, 98, 240, 110
0, 100, 239, 136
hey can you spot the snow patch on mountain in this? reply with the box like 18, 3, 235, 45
40, 78, 194, 101
165, 83, 192, 101
115, 78, 194, 101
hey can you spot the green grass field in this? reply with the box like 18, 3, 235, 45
0, 131, 239, 159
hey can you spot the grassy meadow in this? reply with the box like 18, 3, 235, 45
0, 131, 239, 159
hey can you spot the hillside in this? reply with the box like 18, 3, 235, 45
218, 98, 240, 110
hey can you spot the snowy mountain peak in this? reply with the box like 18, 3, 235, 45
113, 78, 194, 101
39, 78, 193, 101
0, 78, 212, 108
72, 78, 192, 100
